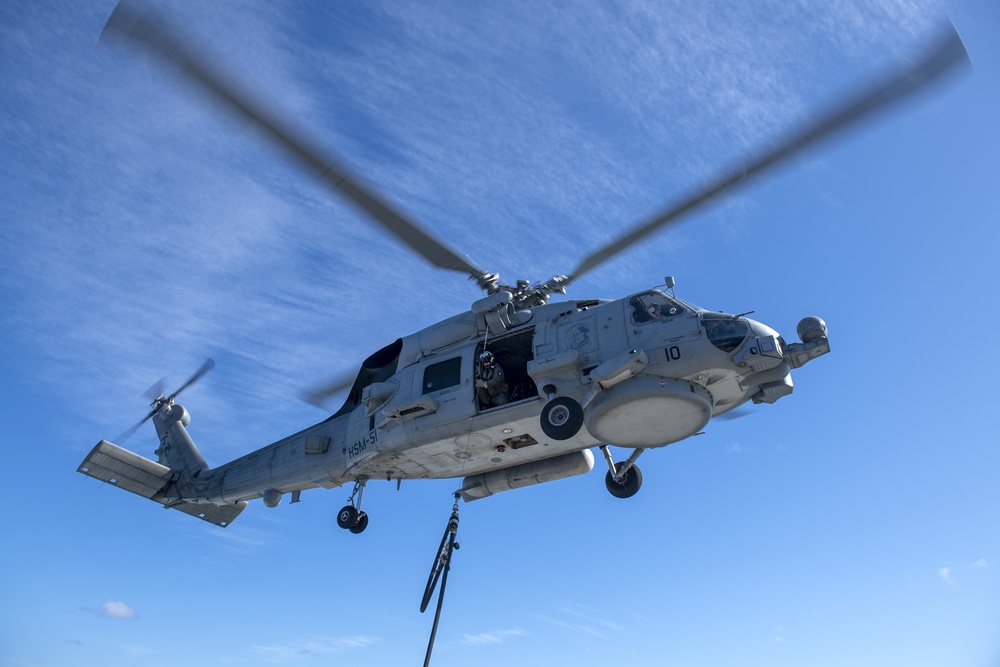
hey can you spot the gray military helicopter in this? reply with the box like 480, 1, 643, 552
78, 3, 968, 533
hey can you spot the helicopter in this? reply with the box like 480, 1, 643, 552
77, 3, 968, 534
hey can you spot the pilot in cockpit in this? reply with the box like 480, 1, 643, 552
632, 292, 682, 324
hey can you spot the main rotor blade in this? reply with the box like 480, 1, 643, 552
566, 23, 969, 284
102, 2, 489, 283
300, 371, 357, 410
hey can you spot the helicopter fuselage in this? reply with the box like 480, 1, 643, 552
143, 287, 828, 516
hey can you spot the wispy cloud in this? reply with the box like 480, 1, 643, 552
195, 522, 277, 551
972, 558, 991, 569
937, 566, 954, 585
251, 635, 377, 662
538, 603, 624, 640
460, 629, 526, 646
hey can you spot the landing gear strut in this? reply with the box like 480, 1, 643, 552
599, 445, 643, 498
337, 477, 369, 534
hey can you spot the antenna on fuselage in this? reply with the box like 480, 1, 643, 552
664, 275, 676, 298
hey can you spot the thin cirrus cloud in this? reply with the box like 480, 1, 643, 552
460, 628, 526, 646
537, 602, 624, 640
250, 635, 378, 662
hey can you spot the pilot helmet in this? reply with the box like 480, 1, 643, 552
479, 350, 494, 365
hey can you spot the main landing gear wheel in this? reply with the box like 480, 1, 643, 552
348, 511, 369, 534
337, 505, 358, 529
605, 462, 642, 498
540, 396, 584, 440
337, 505, 370, 533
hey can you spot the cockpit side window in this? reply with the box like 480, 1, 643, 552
629, 291, 685, 325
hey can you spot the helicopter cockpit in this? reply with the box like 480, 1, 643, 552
628, 290, 686, 324
701, 313, 752, 353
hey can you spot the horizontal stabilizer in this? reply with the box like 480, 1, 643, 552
168, 499, 247, 527
78, 440, 246, 528
78, 440, 172, 499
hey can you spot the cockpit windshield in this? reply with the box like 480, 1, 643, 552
628, 291, 685, 325
701, 314, 751, 353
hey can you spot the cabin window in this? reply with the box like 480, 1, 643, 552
423, 357, 461, 394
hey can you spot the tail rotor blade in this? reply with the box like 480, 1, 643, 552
116, 358, 215, 442
115, 407, 157, 443
169, 358, 215, 401
142, 378, 166, 402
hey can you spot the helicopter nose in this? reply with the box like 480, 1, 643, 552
735, 318, 795, 405
740, 315, 831, 372
746, 319, 787, 357
746, 318, 781, 341
733, 319, 785, 372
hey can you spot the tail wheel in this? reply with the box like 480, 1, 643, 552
605, 463, 642, 498
540, 396, 584, 440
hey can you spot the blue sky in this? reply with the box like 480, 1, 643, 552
2, 1, 998, 665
